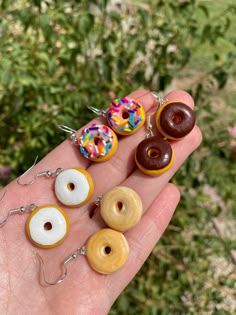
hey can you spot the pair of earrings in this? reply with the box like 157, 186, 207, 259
60, 92, 196, 176
135, 96, 195, 176
59, 94, 147, 162
0, 162, 94, 248
39, 185, 143, 285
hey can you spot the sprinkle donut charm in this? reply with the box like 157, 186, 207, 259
107, 98, 145, 135
86, 228, 129, 274
78, 124, 118, 162
100, 186, 143, 232
55, 168, 94, 207
26, 205, 69, 248
156, 101, 195, 140
135, 136, 174, 176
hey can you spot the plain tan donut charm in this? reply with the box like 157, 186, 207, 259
86, 228, 129, 274
100, 186, 143, 232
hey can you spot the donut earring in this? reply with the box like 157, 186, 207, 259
88, 96, 146, 136
135, 115, 174, 176
0, 201, 69, 248
96, 186, 143, 232
59, 124, 118, 162
155, 96, 196, 140
38, 228, 129, 285
17, 158, 94, 207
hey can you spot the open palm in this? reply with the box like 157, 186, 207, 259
0, 89, 202, 315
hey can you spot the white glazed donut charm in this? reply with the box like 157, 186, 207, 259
26, 205, 69, 248
55, 168, 94, 207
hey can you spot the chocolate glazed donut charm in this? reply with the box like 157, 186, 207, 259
135, 136, 174, 176
156, 100, 195, 140
135, 116, 174, 176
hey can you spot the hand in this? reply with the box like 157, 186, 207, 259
0, 89, 202, 315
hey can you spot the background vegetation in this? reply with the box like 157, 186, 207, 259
0, 0, 236, 314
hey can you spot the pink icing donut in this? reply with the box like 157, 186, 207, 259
78, 124, 118, 162
107, 97, 145, 135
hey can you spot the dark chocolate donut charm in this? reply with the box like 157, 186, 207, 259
135, 136, 174, 176
156, 101, 195, 139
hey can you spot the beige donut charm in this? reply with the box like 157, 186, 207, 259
100, 186, 143, 232
86, 228, 129, 274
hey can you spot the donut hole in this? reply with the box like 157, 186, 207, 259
172, 114, 182, 125
148, 148, 161, 159
116, 201, 124, 212
44, 222, 52, 231
104, 246, 112, 255
122, 110, 130, 119
67, 182, 75, 191
94, 137, 100, 146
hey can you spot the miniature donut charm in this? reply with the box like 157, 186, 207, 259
100, 186, 143, 232
26, 205, 69, 248
55, 168, 94, 207
86, 228, 129, 274
135, 136, 174, 176
156, 101, 195, 140
107, 97, 145, 135
78, 124, 118, 162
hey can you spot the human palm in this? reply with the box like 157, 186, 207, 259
0, 89, 202, 314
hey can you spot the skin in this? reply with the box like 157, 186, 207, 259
0, 89, 202, 315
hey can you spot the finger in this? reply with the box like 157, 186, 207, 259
105, 183, 181, 304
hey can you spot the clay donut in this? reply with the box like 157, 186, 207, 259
135, 136, 174, 176
156, 101, 195, 140
78, 124, 118, 162
107, 97, 145, 136
86, 228, 129, 274
100, 186, 143, 232
54, 168, 94, 207
26, 205, 69, 248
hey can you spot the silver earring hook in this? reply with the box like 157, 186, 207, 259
151, 92, 168, 108
87, 106, 107, 118
146, 115, 154, 138
17, 156, 38, 186
0, 189, 8, 203
0, 203, 37, 226
17, 156, 63, 186
58, 125, 78, 146
37, 246, 86, 286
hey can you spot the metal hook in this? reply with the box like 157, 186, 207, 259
17, 157, 63, 186
151, 92, 168, 108
87, 106, 107, 118
146, 115, 154, 138
17, 156, 39, 186
58, 125, 78, 146
37, 246, 86, 286
0, 203, 37, 226
0, 189, 8, 203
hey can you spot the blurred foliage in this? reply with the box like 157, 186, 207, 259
0, 0, 235, 177
0, 0, 236, 314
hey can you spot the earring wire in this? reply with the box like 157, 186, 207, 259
37, 246, 86, 286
